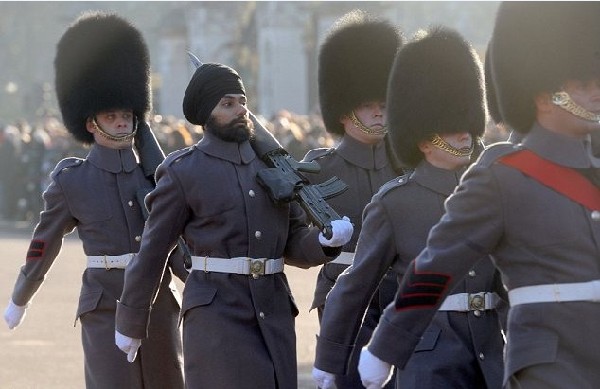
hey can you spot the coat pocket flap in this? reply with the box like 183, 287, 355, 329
76, 289, 103, 318
414, 327, 441, 352
181, 287, 217, 313
504, 330, 558, 386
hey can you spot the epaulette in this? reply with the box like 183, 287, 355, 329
163, 145, 195, 166
476, 141, 523, 167
302, 147, 334, 162
50, 157, 83, 179
374, 171, 412, 200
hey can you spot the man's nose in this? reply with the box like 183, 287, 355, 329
237, 104, 249, 116
116, 115, 129, 127
459, 132, 473, 142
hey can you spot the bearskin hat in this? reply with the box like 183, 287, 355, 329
54, 11, 151, 144
318, 10, 402, 135
484, 48, 503, 126
388, 26, 485, 167
489, 2, 600, 134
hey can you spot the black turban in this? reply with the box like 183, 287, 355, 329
183, 63, 246, 126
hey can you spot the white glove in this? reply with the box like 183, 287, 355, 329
4, 299, 28, 330
319, 216, 353, 247
312, 367, 336, 389
115, 330, 142, 363
358, 347, 393, 389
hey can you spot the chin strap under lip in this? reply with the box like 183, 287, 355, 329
91, 116, 138, 142
430, 134, 474, 157
349, 111, 388, 136
552, 91, 600, 123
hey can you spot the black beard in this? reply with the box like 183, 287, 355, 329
205, 116, 255, 143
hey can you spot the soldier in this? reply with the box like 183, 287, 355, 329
360, 3, 600, 389
2, 12, 185, 388
313, 27, 506, 389
114, 62, 354, 388
302, 11, 403, 388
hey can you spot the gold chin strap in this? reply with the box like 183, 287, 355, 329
349, 111, 387, 136
430, 134, 474, 157
552, 91, 600, 123
92, 118, 138, 142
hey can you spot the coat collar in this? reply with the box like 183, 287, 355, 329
87, 144, 138, 173
196, 131, 256, 165
412, 160, 465, 196
335, 135, 389, 169
523, 123, 597, 168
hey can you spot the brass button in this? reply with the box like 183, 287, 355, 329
591, 210, 600, 221
255, 231, 262, 239
128, 200, 134, 207
135, 236, 141, 242
259, 312, 265, 319
249, 190, 256, 198
468, 270, 476, 278
479, 353, 485, 361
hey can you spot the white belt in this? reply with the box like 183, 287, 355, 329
190, 256, 284, 278
438, 292, 500, 312
509, 280, 600, 306
87, 254, 134, 269
329, 252, 355, 265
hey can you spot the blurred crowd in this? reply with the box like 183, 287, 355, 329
0, 110, 336, 224
0, 109, 506, 225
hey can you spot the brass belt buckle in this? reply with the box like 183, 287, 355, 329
250, 259, 265, 279
468, 292, 486, 312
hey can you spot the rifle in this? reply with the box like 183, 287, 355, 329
134, 119, 165, 183
135, 122, 193, 269
249, 113, 348, 239
186, 51, 348, 239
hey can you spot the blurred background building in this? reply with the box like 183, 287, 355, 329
0, 1, 499, 123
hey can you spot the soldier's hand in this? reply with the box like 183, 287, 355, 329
115, 330, 142, 363
319, 216, 353, 247
4, 299, 28, 329
358, 346, 393, 389
312, 366, 336, 389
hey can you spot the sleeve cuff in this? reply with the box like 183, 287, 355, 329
314, 334, 355, 375
12, 269, 44, 306
115, 301, 151, 339
368, 315, 421, 368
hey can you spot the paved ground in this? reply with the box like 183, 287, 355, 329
0, 223, 321, 388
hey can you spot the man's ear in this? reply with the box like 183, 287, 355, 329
534, 92, 554, 113
417, 140, 431, 154
85, 117, 96, 134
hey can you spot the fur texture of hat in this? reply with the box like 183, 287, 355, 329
388, 26, 485, 167
489, 2, 600, 133
318, 10, 402, 135
54, 11, 151, 144
484, 48, 503, 126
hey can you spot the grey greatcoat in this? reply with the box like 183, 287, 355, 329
9, 145, 184, 389
303, 135, 399, 388
369, 124, 600, 389
315, 161, 506, 389
116, 132, 339, 389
